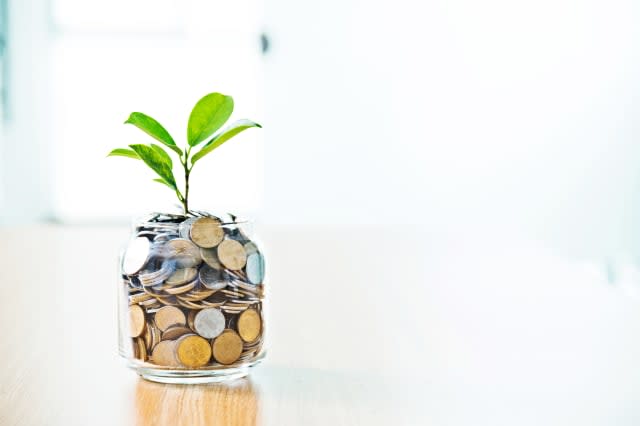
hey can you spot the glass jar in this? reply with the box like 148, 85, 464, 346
117, 212, 266, 383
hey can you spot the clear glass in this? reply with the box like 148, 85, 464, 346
117, 212, 266, 384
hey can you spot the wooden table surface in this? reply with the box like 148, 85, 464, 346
0, 224, 639, 425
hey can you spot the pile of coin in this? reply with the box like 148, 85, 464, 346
120, 212, 265, 369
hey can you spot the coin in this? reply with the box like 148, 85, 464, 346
154, 306, 186, 332
217, 240, 247, 270
178, 217, 198, 239
187, 309, 197, 330
135, 337, 147, 361
237, 309, 261, 343
193, 308, 226, 339
245, 253, 265, 285
151, 340, 179, 367
200, 247, 223, 269
123, 237, 150, 275
129, 304, 146, 337
198, 265, 227, 291
165, 268, 198, 286
166, 239, 201, 268
176, 335, 212, 368
143, 321, 161, 351
129, 291, 153, 304
244, 242, 259, 256
212, 329, 243, 365
163, 280, 197, 295
190, 217, 225, 248
162, 325, 192, 340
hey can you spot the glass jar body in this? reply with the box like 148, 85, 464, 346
117, 212, 266, 384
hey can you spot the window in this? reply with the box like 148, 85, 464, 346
50, 0, 264, 221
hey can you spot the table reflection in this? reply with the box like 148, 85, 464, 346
135, 377, 259, 426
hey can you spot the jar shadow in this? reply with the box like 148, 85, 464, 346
135, 377, 260, 426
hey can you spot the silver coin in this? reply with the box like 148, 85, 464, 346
166, 238, 201, 268
178, 217, 198, 239
165, 267, 198, 286
244, 242, 259, 256
198, 264, 226, 290
138, 261, 175, 286
123, 237, 150, 275
193, 308, 226, 338
246, 253, 265, 285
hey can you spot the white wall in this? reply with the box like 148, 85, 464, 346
264, 0, 640, 257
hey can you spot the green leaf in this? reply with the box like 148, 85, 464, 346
107, 148, 140, 159
153, 178, 175, 189
191, 119, 261, 165
128, 144, 177, 189
125, 112, 182, 156
187, 93, 234, 147
151, 144, 173, 168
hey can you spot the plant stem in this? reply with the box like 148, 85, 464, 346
181, 147, 192, 215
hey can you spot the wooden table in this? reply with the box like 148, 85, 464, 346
1, 225, 638, 425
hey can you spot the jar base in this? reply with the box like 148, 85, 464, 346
129, 353, 265, 384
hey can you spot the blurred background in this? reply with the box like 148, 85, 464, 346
0, 0, 638, 254
1, 0, 640, 421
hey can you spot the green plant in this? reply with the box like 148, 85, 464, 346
108, 92, 261, 215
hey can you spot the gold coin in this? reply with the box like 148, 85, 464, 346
162, 325, 192, 340
154, 306, 186, 332
217, 240, 247, 271
237, 309, 261, 343
165, 268, 198, 286
151, 340, 179, 367
129, 304, 146, 337
166, 238, 202, 268
211, 329, 243, 365
176, 335, 212, 368
190, 217, 224, 248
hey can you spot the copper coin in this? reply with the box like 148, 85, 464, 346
143, 321, 162, 351
200, 247, 223, 269
151, 340, 179, 367
211, 329, 243, 365
187, 309, 197, 330
135, 337, 147, 361
166, 238, 201, 268
165, 268, 198, 286
237, 309, 262, 343
129, 304, 146, 337
193, 308, 226, 339
123, 237, 150, 275
190, 217, 225, 248
154, 306, 186, 332
217, 240, 247, 270
176, 335, 212, 368
162, 325, 192, 340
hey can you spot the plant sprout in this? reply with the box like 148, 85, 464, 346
108, 92, 261, 215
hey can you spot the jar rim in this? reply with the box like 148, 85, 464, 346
133, 211, 250, 228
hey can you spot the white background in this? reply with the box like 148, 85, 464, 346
2, 0, 640, 259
